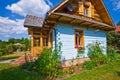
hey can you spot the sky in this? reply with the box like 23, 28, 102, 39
0, 0, 120, 41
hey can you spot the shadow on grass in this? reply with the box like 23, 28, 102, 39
116, 71, 120, 77
0, 56, 20, 60
0, 65, 44, 80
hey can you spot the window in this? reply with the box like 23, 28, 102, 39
43, 37, 48, 47
75, 30, 84, 48
84, 7, 88, 16
34, 38, 40, 47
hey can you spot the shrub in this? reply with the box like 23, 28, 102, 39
83, 42, 120, 70
83, 42, 110, 70
107, 46, 120, 61
6, 44, 14, 54
21, 60, 39, 73
36, 43, 62, 79
83, 60, 95, 70
22, 42, 62, 79
87, 42, 103, 59
68, 66, 74, 74
38, 48, 61, 79
97, 54, 108, 65
58, 69, 64, 77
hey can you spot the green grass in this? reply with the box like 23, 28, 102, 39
66, 62, 120, 80
0, 62, 120, 80
0, 52, 24, 60
0, 63, 44, 80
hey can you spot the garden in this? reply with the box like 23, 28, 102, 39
0, 31, 120, 80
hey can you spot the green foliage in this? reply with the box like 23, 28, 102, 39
6, 44, 14, 54
83, 42, 120, 70
0, 38, 30, 56
0, 63, 44, 80
87, 42, 103, 59
83, 61, 94, 70
107, 46, 120, 61
38, 47, 61, 79
0, 52, 3, 56
68, 66, 74, 74
107, 31, 120, 52
83, 58, 99, 70
58, 69, 64, 77
22, 42, 62, 79
77, 47, 85, 58
22, 61, 39, 73
66, 62, 120, 80
0, 52, 23, 60
87, 42, 108, 64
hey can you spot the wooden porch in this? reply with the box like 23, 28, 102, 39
28, 28, 53, 57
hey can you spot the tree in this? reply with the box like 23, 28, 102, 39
8, 38, 15, 44
6, 44, 14, 54
0, 37, 30, 56
107, 31, 120, 52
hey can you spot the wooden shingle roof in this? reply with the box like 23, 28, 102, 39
24, 15, 44, 28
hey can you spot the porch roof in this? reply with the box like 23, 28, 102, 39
24, 15, 44, 28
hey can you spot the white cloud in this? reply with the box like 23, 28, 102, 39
6, 0, 52, 17
0, 0, 53, 40
0, 16, 27, 37
110, 0, 120, 10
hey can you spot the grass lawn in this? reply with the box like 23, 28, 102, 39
0, 63, 44, 80
66, 62, 120, 80
0, 52, 24, 60
0, 62, 120, 80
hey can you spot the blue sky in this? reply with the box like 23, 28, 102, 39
0, 0, 120, 41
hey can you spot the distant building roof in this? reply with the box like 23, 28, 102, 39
24, 15, 44, 28
116, 26, 120, 32
14, 43, 23, 46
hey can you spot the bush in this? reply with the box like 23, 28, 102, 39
87, 42, 103, 59
68, 66, 74, 74
83, 42, 111, 70
107, 46, 120, 61
83, 42, 120, 70
83, 60, 96, 70
97, 54, 109, 64
87, 42, 107, 64
38, 47, 61, 79
6, 44, 14, 54
21, 43, 62, 79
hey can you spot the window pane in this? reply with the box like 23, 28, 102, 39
84, 8, 88, 16
34, 38, 40, 47
43, 38, 48, 46
75, 30, 84, 48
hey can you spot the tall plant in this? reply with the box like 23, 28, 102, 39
87, 42, 103, 59
37, 42, 62, 79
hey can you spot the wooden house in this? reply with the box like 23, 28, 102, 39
24, 0, 115, 66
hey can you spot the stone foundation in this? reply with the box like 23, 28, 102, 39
61, 57, 90, 68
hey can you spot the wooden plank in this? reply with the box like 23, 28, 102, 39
58, 16, 73, 22
47, 20, 57, 24
48, 14, 60, 19
70, 19, 83, 24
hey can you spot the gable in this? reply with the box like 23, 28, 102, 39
48, 0, 114, 27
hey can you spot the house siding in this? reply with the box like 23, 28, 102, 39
53, 24, 107, 60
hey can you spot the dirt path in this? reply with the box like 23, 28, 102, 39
0, 59, 15, 64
